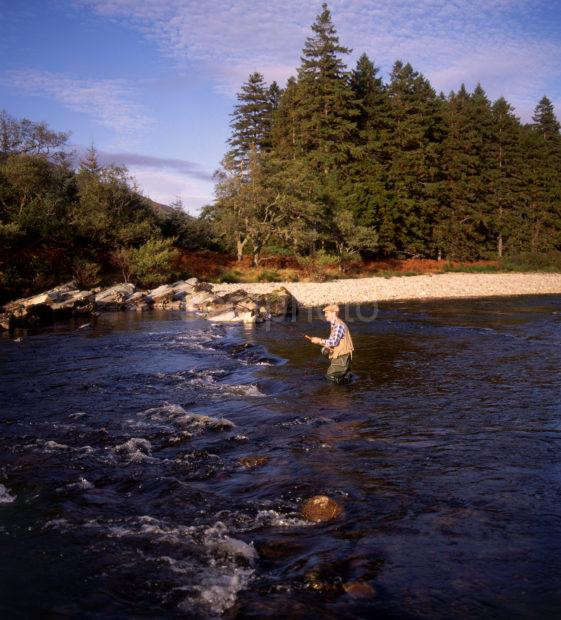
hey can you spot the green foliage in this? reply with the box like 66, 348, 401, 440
442, 263, 500, 273
257, 269, 281, 282
156, 202, 213, 250
72, 259, 102, 289
111, 237, 179, 288
499, 251, 561, 272
313, 250, 340, 266
228, 72, 277, 165
0, 124, 216, 298
216, 270, 241, 283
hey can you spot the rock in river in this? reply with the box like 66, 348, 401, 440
301, 495, 343, 523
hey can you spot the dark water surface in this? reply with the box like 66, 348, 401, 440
1, 297, 561, 619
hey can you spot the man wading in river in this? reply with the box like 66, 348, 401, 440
306, 304, 354, 384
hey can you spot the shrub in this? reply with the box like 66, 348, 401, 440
72, 259, 101, 289
314, 249, 340, 267
499, 251, 561, 272
111, 237, 179, 287
443, 262, 499, 273
217, 270, 241, 283
257, 269, 281, 282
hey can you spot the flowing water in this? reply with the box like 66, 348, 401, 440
1, 296, 561, 619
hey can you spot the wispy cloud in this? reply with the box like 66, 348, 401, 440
72, 0, 561, 118
91, 149, 213, 182
72, 147, 214, 211
128, 167, 213, 213
2, 69, 152, 135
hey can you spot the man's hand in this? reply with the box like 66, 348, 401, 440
306, 336, 323, 345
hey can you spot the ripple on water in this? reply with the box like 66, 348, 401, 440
0, 483, 16, 504
61, 515, 257, 616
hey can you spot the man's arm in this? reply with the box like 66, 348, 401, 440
323, 323, 345, 348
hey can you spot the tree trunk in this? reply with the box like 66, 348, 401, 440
236, 236, 247, 261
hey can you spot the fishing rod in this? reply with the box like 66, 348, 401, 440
216, 298, 332, 354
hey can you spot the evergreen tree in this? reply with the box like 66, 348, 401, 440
346, 54, 391, 249
532, 96, 561, 140
271, 77, 299, 157
291, 2, 359, 175
268, 81, 282, 111
488, 97, 523, 256
228, 72, 274, 166
516, 97, 561, 252
384, 61, 444, 256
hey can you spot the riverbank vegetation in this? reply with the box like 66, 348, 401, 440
1, 2, 560, 303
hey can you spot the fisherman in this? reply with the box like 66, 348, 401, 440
305, 304, 354, 384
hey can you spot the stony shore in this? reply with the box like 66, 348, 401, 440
214, 272, 561, 307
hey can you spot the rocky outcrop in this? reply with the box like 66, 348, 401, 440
200, 286, 296, 324
95, 283, 135, 310
1, 277, 297, 330
2, 281, 95, 328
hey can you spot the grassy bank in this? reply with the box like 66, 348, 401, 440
177, 250, 561, 285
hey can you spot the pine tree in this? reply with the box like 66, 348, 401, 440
488, 97, 523, 256
291, 2, 359, 175
228, 72, 274, 166
517, 97, 561, 252
271, 77, 299, 157
532, 96, 561, 140
346, 54, 391, 250
384, 61, 444, 256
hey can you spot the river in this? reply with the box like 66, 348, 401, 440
1, 296, 560, 618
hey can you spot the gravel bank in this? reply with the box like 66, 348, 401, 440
214, 273, 561, 307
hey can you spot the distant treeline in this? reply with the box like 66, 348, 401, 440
0, 112, 213, 302
205, 2, 561, 266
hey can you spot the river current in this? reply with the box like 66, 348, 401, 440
1, 296, 560, 619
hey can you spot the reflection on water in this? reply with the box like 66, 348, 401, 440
1, 297, 561, 618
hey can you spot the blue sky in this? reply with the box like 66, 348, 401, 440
1, 0, 560, 213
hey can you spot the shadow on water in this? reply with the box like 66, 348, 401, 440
1, 298, 561, 618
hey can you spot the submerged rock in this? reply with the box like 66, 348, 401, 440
301, 495, 343, 523
342, 582, 377, 599
238, 455, 270, 469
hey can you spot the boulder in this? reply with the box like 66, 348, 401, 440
194, 281, 213, 293
208, 309, 253, 323
124, 291, 149, 310
147, 283, 175, 305
3, 290, 60, 313
95, 283, 135, 309
171, 279, 200, 300
257, 286, 296, 317
0, 313, 13, 331
301, 495, 343, 523
205, 292, 264, 323
48, 280, 79, 296
2, 281, 88, 326
50, 290, 95, 314
184, 291, 216, 312
205, 290, 248, 316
